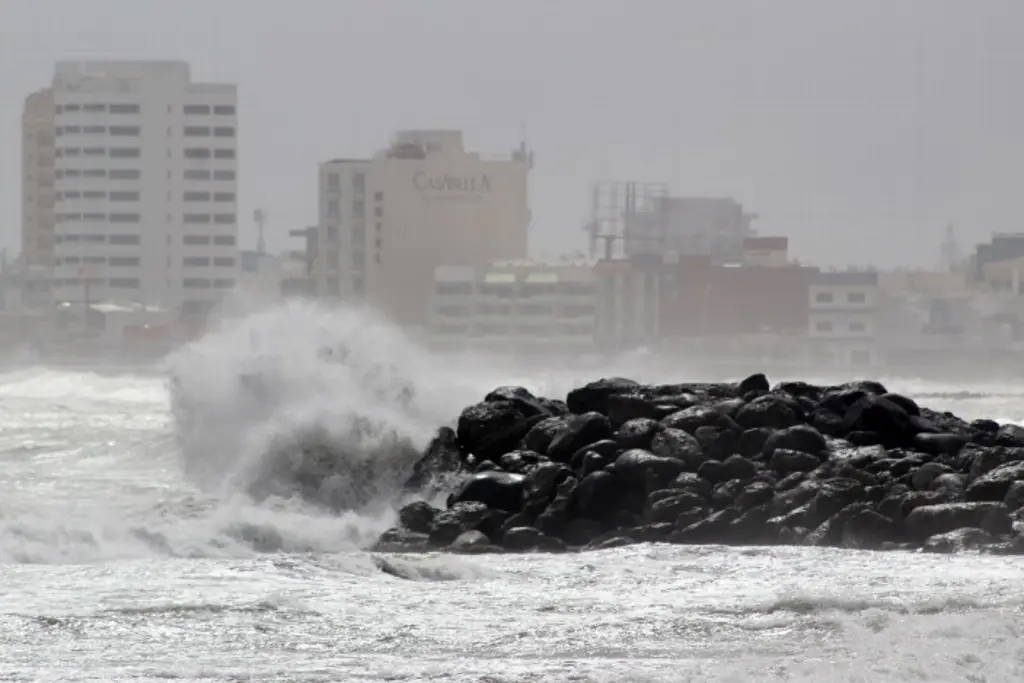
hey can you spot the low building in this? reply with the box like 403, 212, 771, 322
741, 236, 789, 267
808, 270, 879, 366
428, 261, 596, 357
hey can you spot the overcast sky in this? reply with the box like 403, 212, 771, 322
2, 0, 1021, 268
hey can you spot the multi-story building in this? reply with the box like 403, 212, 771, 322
48, 61, 237, 315
21, 88, 57, 271
627, 196, 756, 264
316, 130, 533, 328
808, 270, 879, 366
428, 261, 596, 357
593, 254, 668, 351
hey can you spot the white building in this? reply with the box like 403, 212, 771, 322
808, 270, 879, 366
49, 61, 238, 316
316, 130, 533, 329
428, 261, 596, 356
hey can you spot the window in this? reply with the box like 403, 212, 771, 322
326, 200, 340, 217
213, 105, 235, 115
183, 257, 210, 267
352, 200, 365, 219
374, 206, 383, 218
436, 283, 472, 296
326, 224, 339, 242
184, 214, 211, 224
109, 103, 140, 114
83, 104, 105, 113
213, 149, 235, 160
184, 169, 211, 180
109, 191, 140, 202
213, 214, 235, 225
213, 127, 234, 138
183, 235, 210, 246
83, 147, 105, 157
109, 147, 141, 158
183, 104, 211, 115
352, 173, 365, 194
184, 126, 210, 137
109, 213, 141, 223
374, 191, 383, 202
84, 169, 106, 178
82, 212, 106, 221
214, 192, 235, 202
214, 279, 234, 289
184, 148, 211, 159
814, 321, 833, 333
183, 278, 211, 288
849, 321, 867, 333
109, 278, 140, 288
213, 235, 235, 246
562, 304, 595, 318
847, 292, 867, 304
109, 169, 140, 179
108, 234, 140, 245
108, 257, 140, 267
213, 170, 235, 181
326, 173, 340, 191
814, 292, 833, 304
213, 257, 236, 267
109, 126, 140, 136
184, 191, 211, 202
520, 304, 552, 316
83, 191, 105, 200
351, 251, 365, 267
83, 126, 106, 135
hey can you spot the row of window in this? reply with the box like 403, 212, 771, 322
56, 168, 140, 179
55, 256, 236, 268
324, 171, 366, 193
183, 127, 235, 138
56, 125, 141, 137
54, 234, 236, 246
183, 148, 236, 160
183, 192, 235, 202
433, 323, 595, 336
57, 147, 142, 158
183, 169, 235, 181
814, 291, 868, 304
55, 168, 236, 181
53, 277, 235, 289
57, 191, 141, 201
56, 103, 235, 116
55, 212, 237, 225
434, 283, 597, 297
814, 320, 868, 333
435, 304, 596, 318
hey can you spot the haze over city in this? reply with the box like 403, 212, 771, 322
4, 0, 1023, 268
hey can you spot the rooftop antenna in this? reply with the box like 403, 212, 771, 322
254, 208, 267, 254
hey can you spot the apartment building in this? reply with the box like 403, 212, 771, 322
21, 88, 56, 271
808, 270, 879, 366
428, 262, 596, 356
47, 61, 237, 314
316, 130, 533, 328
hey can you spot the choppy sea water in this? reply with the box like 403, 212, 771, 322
2, 303, 1024, 682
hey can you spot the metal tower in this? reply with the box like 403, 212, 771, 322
583, 180, 670, 259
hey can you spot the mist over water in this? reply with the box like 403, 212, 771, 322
1, 303, 1024, 680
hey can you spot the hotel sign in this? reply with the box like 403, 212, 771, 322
413, 171, 491, 194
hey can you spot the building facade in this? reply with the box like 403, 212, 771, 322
627, 196, 756, 265
593, 254, 667, 351
808, 271, 879, 366
22, 88, 56, 271
316, 130, 533, 328
428, 262, 596, 356
48, 61, 238, 314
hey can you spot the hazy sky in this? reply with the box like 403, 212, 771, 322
2, 1, 1022, 268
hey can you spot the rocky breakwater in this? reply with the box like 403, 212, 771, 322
375, 374, 1024, 556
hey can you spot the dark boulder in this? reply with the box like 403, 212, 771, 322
450, 471, 526, 513
404, 426, 463, 492
547, 412, 614, 463
904, 502, 1012, 541
735, 394, 802, 430
966, 461, 1024, 502
566, 377, 640, 416
650, 428, 706, 469
614, 418, 663, 450
457, 400, 547, 462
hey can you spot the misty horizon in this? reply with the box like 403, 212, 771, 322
4, 0, 1023, 269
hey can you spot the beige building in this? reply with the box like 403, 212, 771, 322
316, 130, 533, 328
428, 261, 596, 356
21, 88, 56, 270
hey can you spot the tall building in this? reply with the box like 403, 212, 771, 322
48, 61, 237, 314
21, 88, 56, 269
316, 130, 533, 328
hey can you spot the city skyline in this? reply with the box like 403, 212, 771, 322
4, 1, 1023, 270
